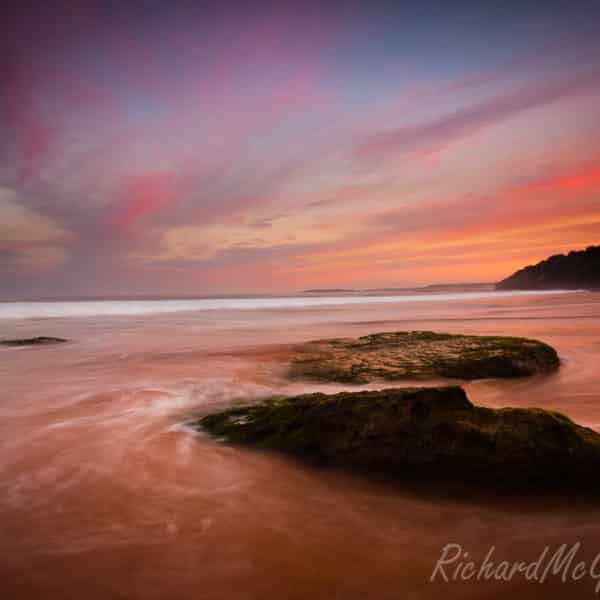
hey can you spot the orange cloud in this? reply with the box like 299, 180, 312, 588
276, 156, 600, 288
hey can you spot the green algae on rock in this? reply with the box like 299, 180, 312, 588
288, 331, 559, 383
196, 387, 600, 489
1, 336, 68, 347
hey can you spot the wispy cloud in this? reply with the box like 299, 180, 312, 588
355, 70, 600, 164
0, 186, 71, 271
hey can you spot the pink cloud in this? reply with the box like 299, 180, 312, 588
113, 172, 178, 232
522, 162, 600, 192
355, 70, 600, 164
3, 52, 52, 181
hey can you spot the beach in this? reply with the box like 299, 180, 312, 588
1, 290, 600, 599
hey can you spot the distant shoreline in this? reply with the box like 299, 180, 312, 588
0, 283, 494, 303
302, 283, 494, 294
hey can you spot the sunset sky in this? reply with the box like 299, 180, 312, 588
2, 0, 600, 298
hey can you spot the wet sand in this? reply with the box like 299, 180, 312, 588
1, 291, 600, 599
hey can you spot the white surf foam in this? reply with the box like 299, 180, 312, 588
0, 290, 577, 320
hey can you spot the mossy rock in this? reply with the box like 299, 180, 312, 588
1, 336, 68, 347
195, 387, 600, 490
288, 331, 559, 383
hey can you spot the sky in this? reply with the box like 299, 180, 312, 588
1, 0, 600, 298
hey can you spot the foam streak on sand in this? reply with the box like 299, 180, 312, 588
0, 290, 577, 319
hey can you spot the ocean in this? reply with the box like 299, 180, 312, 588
1, 289, 599, 599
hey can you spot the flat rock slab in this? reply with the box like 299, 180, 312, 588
288, 331, 559, 383
196, 386, 600, 490
1, 336, 68, 347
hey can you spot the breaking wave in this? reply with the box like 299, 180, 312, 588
0, 290, 576, 319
